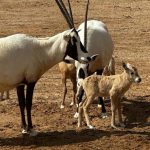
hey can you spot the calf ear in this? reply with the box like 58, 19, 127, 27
122, 62, 128, 71
90, 54, 99, 61
87, 54, 99, 62
80, 57, 89, 63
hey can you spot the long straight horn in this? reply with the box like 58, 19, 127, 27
84, 0, 90, 50
55, 0, 74, 29
67, 0, 74, 28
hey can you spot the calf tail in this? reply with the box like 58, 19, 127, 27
108, 56, 115, 75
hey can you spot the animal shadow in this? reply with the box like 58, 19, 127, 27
122, 95, 150, 129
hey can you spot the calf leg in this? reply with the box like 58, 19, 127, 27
110, 97, 119, 129
83, 96, 94, 129
70, 77, 77, 106
17, 85, 27, 134
60, 75, 67, 109
96, 69, 107, 116
78, 104, 83, 127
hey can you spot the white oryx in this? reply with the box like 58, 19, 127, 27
60, 19, 114, 118
75, 20, 114, 118
0, 30, 88, 91
0, 0, 92, 136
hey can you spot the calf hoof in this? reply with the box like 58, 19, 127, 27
87, 125, 94, 129
60, 105, 65, 109
74, 112, 79, 118
78, 123, 81, 128
29, 129, 38, 137
70, 102, 74, 106
101, 113, 108, 119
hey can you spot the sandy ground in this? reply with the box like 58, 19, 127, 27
0, 0, 150, 149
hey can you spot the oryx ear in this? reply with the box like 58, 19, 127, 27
77, 29, 81, 32
63, 34, 71, 41
122, 62, 128, 71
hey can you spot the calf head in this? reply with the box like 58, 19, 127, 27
122, 62, 141, 83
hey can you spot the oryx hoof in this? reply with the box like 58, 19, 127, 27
22, 129, 28, 135
29, 129, 38, 137
60, 105, 65, 109
97, 104, 102, 108
101, 113, 108, 119
119, 122, 126, 128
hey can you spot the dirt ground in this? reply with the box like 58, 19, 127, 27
0, 0, 150, 149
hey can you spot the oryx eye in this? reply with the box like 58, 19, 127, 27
131, 72, 134, 75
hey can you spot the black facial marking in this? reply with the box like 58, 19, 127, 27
80, 42, 88, 53
72, 36, 77, 43
63, 60, 72, 64
64, 37, 78, 61
96, 69, 104, 75
86, 64, 89, 74
72, 29, 87, 53
78, 68, 85, 79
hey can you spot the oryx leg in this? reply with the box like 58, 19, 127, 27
26, 82, 38, 136
17, 85, 27, 134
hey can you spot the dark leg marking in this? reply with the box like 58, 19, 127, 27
17, 85, 26, 129
26, 82, 36, 131
98, 97, 106, 113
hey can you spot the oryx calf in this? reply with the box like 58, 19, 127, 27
59, 61, 76, 108
77, 62, 141, 129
